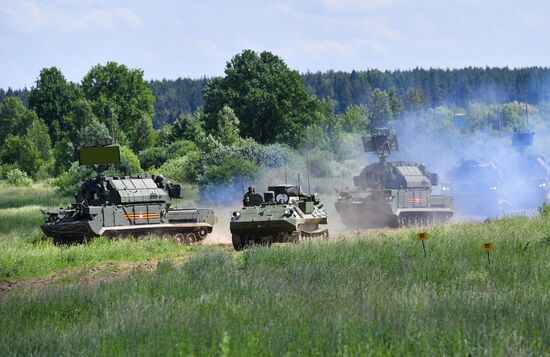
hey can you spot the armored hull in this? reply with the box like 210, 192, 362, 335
335, 129, 454, 228
444, 160, 504, 216
42, 174, 216, 244
230, 185, 328, 250
503, 155, 549, 210
335, 186, 454, 228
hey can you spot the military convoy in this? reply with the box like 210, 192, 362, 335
42, 125, 549, 249
41, 144, 216, 244
335, 129, 454, 228
444, 130, 549, 216
230, 185, 328, 250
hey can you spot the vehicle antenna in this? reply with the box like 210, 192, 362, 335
497, 100, 502, 135
525, 102, 529, 129
298, 173, 301, 195
306, 152, 311, 194
284, 160, 288, 186
241, 180, 245, 195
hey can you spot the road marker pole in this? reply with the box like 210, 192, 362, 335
482, 242, 494, 265
416, 232, 428, 257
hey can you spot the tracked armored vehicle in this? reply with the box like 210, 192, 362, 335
335, 129, 454, 228
503, 131, 550, 210
230, 185, 328, 250
444, 159, 505, 216
41, 144, 216, 244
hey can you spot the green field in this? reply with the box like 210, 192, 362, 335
1, 185, 549, 355
0, 185, 197, 282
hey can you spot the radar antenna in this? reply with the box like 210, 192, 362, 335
78, 138, 121, 176
362, 128, 399, 163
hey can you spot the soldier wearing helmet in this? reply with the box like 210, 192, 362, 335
243, 186, 255, 206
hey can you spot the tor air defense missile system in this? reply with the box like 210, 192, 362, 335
230, 185, 328, 250
444, 159, 505, 216
335, 129, 454, 228
41, 143, 216, 244
503, 130, 550, 210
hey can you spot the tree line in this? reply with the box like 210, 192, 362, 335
3, 66, 550, 128
1, 50, 549, 201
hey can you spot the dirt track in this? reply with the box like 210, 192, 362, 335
0, 255, 190, 293
1, 218, 494, 294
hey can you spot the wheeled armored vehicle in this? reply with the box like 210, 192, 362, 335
335, 129, 454, 228
230, 185, 328, 250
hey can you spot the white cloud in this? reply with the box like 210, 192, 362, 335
358, 17, 405, 41
350, 37, 389, 55
322, 0, 393, 12
519, 11, 546, 30
276, 35, 390, 59
177, 37, 227, 59
0, 0, 142, 33
298, 38, 355, 56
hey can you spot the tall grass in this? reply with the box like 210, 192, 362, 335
1, 215, 549, 355
0, 183, 70, 209
0, 206, 196, 281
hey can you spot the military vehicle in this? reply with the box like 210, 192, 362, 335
41, 143, 216, 244
230, 185, 328, 250
503, 130, 550, 210
335, 129, 454, 228
444, 159, 505, 216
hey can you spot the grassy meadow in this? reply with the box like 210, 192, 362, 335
0, 185, 197, 281
0, 184, 549, 355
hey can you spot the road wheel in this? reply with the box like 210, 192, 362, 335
186, 232, 197, 244
174, 233, 185, 244
198, 228, 208, 240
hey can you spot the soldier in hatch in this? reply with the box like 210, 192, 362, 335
243, 186, 255, 206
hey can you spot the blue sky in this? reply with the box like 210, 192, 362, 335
0, 0, 548, 88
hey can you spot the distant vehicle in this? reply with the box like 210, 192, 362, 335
335, 128, 454, 228
504, 131, 550, 210
230, 185, 328, 250
444, 159, 505, 216
41, 143, 216, 244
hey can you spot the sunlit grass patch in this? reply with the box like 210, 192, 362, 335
0, 183, 69, 209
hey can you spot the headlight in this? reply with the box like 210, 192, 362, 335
284, 208, 290, 216
232, 211, 241, 218
539, 182, 547, 188
490, 186, 497, 191
442, 186, 450, 191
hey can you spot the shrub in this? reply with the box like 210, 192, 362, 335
307, 150, 334, 177
539, 203, 550, 217
139, 147, 168, 170
53, 162, 94, 197
114, 146, 142, 175
167, 140, 197, 160
158, 152, 200, 183
198, 157, 258, 204
5, 169, 33, 187
1, 135, 42, 177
